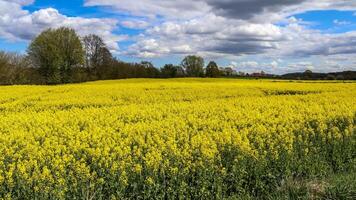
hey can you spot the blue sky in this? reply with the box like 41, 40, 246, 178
1, 0, 356, 74
295, 10, 356, 32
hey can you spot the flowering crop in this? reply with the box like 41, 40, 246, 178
0, 79, 355, 199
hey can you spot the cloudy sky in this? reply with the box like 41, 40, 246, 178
0, 0, 356, 74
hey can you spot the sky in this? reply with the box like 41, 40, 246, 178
0, 0, 356, 74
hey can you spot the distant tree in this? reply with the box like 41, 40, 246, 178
336, 74, 345, 80
28, 27, 84, 84
83, 34, 113, 80
140, 61, 154, 69
141, 61, 160, 78
176, 66, 186, 77
221, 67, 234, 76
303, 69, 313, 79
237, 71, 246, 76
94, 48, 114, 79
0, 51, 38, 85
110, 59, 130, 79
304, 69, 313, 75
161, 64, 178, 78
205, 61, 220, 77
181, 55, 204, 77
0, 51, 12, 84
0, 51, 7, 67
326, 74, 336, 80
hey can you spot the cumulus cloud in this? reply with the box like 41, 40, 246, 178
0, 0, 125, 52
84, 0, 210, 19
205, 0, 305, 22
84, 0, 356, 62
124, 14, 287, 58
333, 19, 351, 26
84, 0, 356, 23
120, 20, 150, 29
206, 0, 356, 23
229, 60, 285, 74
2, 0, 34, 5
236, 61, 259, 68
287, 62, 314, 71
1, 0, 356, 73
278, 22, 356, 57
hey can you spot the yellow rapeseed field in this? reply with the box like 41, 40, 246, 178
0, 79, 355, 199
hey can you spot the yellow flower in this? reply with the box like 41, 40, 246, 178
0, 78, 354, 198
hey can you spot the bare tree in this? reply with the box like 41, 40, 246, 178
83, 34, 113, 79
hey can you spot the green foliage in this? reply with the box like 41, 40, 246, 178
141, 61, 160, 78
181, 55, 205, 77
206, 61, 220, 77
161, 64, 178, 78
28, 27, 84, 84
0, 51, 13, 84
321, 173, 356, 200
0, 51, 39, 85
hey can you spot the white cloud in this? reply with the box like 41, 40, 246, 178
287, 62, 314, 70
333, 19, 351, 25
0, 0, 125, 52
84, 0, 210, 19
1, 0, 356, 73
284, 29, 356, 57
238, 61, 259, 68
120, 20, 150, 29
124, 14, 286, 58
2, 0, 34, 6
270, 60, 279, 68
84, 0, 356, 62
84, 0, 356, 23
230, 60, 283, 73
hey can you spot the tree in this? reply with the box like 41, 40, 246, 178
336, 74, 345, 80
83, 34, 113, 80
161, 64, 178, 78
140, 61, 152, 68
176, 66, 186, 77
181, 55, 204, 77
0, 51, 37, 85
0, 51, 13, 84
28, 27, 84, 84
326, 74, 336, 80
304, 70, 313, 74
303, 69, 313, 79
141, 61, 160, 78
205, 61, 220, 78
94, 47, 114, 80
221, 67, 234, 76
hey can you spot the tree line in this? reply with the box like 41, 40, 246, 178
2, 26, 354, 85
0, 27, 226, 85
